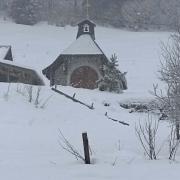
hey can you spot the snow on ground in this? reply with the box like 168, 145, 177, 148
0, 20, 178, 180
0, 83, 176, 180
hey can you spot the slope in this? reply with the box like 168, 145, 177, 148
0, 20, 178, 180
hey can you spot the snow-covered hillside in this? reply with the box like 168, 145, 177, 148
0, 20, 178, 180
0, 20, 170, 94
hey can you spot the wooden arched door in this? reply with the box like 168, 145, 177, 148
70, 66, 98, 89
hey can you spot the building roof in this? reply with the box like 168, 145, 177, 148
0, 58, 33, 70
0, 59, 44, 85
0, 46, 9, 59
61, 34, 103, 55
77, 19, 96, 27
0, 45, 13, 61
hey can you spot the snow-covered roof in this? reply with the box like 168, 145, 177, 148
0, 58, 34, 71
77, 19, 96, 26
61, 34, 103, 55
0, 46, 10, 59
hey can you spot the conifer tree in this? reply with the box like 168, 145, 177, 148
10, 0, 41, 25
100, 54, 127, 93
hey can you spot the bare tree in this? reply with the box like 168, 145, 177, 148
3, 83, 11, 101
34, 86, 41, 107
40, 95, 53, 109
135, 115, 161, 160
58, 129, 85, 162
168, 125, 180, 160
154, 31, 180, 140
25, 85, 33, 103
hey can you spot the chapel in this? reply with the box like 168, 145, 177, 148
42, 19, 126, 90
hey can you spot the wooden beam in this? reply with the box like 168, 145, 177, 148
52, 88, 94, 110
82, 132, 90, 164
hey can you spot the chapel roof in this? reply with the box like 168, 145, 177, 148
61, 34, 103, 55
77, 19, 96, 26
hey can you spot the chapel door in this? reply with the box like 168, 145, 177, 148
70, 66, 98, 89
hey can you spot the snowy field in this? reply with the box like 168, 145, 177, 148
0, 20, 179, 180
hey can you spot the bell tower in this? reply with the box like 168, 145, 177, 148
76, 20, 96, 40
76, 0, 96, 40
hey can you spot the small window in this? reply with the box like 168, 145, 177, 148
83, 24, 90, 32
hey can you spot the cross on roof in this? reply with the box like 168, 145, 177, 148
86, 0, 90, 19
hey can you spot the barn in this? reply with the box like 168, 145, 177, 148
0, 45, 44, 85
43, 19, 127, 90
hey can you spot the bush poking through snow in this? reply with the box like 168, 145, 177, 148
58, 129, 85, 163
120, 100, 168, 120
103, 101, 111, 107
25, 85, 33, 103
40, 95, 53, 109
34, 87, 41, 108
120, 101, 160, 113
135, 116, 161, 160
3, 83, 11, 101
168, 125, 180, 160
16, 84, 51, 109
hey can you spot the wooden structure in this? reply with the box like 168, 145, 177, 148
43, 19, 126, 90
82, 132, 91, 164
52, 87, 94, 110
76, 20, 96, 40
0, 46, 44, 85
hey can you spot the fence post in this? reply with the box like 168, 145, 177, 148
82, 132, 90, 164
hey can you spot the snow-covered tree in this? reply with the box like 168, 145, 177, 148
121, 0, 180, 30
158, 0, 180, 30
154, 31, 180, 139
100, 54, 127, 93
0, 0, 5, 10
121, 0, 159, 30
10, 0, 41, 25
2, 0, 179, 29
